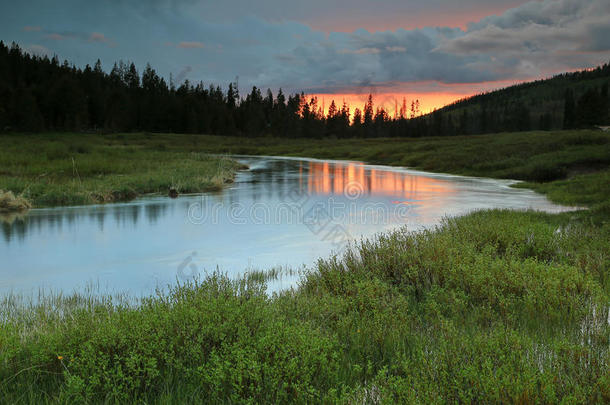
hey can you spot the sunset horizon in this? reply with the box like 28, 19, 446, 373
3, 0, 610, 115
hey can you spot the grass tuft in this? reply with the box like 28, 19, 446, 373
0, 190, 31, 213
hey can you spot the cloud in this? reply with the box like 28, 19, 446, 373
442, 0, 610, 54
339, 46, 407, 55
41, 30, 115, 46
89, 32, 109, 43
177, 41, 205, 49
178, 0, 531, 32
433, 0, 610, 79
3, 0, 609, 96
45, 33, 68, 41
385, 46, 407, 53
340, 47, 381, 55
23, 26, 42, 32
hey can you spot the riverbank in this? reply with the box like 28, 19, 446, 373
196, 129, 610, 220
0, 133, 246, 210
2, 130, 608, 213
0, 130, 609, 403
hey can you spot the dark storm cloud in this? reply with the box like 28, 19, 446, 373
1, 0, 609, 94
436, 0, 610, 79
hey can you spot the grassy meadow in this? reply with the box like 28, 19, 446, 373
0, 129, 609, 403
0, 132, 245, 209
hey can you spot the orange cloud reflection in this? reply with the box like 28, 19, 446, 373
305, 161, 456, 200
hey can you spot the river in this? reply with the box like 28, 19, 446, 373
0, 156, 576, 296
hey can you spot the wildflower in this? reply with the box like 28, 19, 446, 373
57, 355, 63, 360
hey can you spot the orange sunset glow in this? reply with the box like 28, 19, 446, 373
307, 92, 469, 117
305, 77, 536, 117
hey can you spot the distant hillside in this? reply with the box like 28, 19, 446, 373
428, 63, 610, 135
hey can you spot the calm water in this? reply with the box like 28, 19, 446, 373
0, 156, 575, 296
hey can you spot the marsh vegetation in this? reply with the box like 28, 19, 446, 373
0, 129, 608, 403
0, 209, 608, 403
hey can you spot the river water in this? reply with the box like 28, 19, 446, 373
0, 156, 576, 296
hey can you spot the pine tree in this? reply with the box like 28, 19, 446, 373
327, 100, 337, 119
125, 63, 140, 90
363, 95, 374, 128
563, 89, 576, 129
399, 97, 407, 119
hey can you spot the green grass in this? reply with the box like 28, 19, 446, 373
0, 133, 246, 209
0, 210, 608, 403
517, 169, 610, 222
0, 129, 609, 403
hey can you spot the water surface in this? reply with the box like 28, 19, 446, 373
0, 156, 575, 295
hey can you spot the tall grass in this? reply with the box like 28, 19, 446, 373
1, 210, 608, 403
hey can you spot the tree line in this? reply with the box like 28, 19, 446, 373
1, 41, 609, 138
440, 63, 610, 134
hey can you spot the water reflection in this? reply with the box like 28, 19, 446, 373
0, 156, 575, 296
305, 161, 456, 199
1, 202, 170, 244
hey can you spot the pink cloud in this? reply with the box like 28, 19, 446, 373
45, 33, 67, 40
89, 32, 108, 43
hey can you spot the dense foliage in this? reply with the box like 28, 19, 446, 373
1, 41, 609, 138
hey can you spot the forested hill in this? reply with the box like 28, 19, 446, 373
434, 63, 610, 134
1, 40, 609, 138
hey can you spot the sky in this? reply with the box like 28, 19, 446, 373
2, 0, 610, 114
